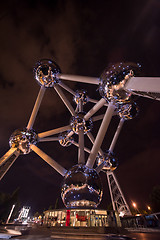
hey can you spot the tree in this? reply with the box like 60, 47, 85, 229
150, 185, 160, 212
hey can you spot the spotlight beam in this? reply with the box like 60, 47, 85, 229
38, 125, 71, 139
27, 86, 46, 130
58, 74, 99, 85
84, 98, 106, 121
54, 85, 75, 116
86, 102, 115, 168
30, 144, 67, 176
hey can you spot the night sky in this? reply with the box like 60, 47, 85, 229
0, 0, 160, 214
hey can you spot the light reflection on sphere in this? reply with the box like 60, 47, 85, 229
70, 112, 93, 134
34, 59, 61, 87
97, 152, 118, 172
118, 101, 139, 120
61, 164, 103, 208
59, 132, 73, 147
99, 62, 141, 103
74, 90, 88, 105
9, 128, 38, 154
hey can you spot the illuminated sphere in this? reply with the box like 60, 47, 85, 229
9, 128, 38, 154
118, 101, 139, 120
34, 59, 61, 87
59, 132, 73, 147
99, 62, 141, 103
61, 164, 103, 208
74, 90, 88, 105
70, 112, 93, 134
96, 152, 118, 172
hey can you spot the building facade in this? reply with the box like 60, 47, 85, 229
43, 208, 121, 228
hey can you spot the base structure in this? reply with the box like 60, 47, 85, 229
43, 208, 121, 228
106, 171, 132, 216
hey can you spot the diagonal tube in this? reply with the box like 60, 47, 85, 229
84, 98, 106, 121
86, 102, 115, 168
58, 82, 76, 96
30, 144, 67, 176
92, 114, 105, 122
39, 137, 61, 142
54, 85, 75, 116
38, 125, 71, 139
58, 74, 99, 85
78, 129, 85, 164
27, 86, 46, 130
0, 148, 19, 180
109, 118, 125, 153
72, 141, 91, 154
96, 119, 125, 173
87, 132, 104, 157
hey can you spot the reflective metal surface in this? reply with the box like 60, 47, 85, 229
9, 128, 38, 154
61, 164, 103, 208
59, 132, 73, 147
97, 151, 118, 172
74, 90, 88, 105
70, 112, 93, 134
99, 62, 141, 103
118, 101, 139, 120
34, 59, 61, 87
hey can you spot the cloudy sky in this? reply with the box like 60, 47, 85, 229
0, 0, 160, 214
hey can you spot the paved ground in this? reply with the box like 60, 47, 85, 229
1, 226, 160, 239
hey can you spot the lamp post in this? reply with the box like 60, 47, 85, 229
132, 202, 140, 215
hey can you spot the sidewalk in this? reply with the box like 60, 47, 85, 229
126, 227, 160, 233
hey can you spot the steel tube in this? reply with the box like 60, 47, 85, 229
84, 98, 106, 121
86, 102, 115, 168
31, 144, 67, 176
38, 125, 71, 138
58, 74, 99, 85
54, 85, 75, 116
27, 86, 46, 129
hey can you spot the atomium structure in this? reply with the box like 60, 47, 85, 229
1, 59, 160, 215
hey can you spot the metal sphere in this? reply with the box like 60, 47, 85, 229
61, 164, 103, 208
96, 152, 118, 172
59, 132, 73, 147
118, 101, 139, 120
70, 112, 93, 134
34, 59, 61, 87
99, 62, 141, 103
74, 90, 88, 105
9, 128, 38, 154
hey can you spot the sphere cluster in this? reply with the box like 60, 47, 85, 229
9, 128, 38, 154
118, 101, 139, 120
99, 62, 141, 104
70, 112, 93, 134
34, 59, 61, 87
74, 90, 88, 105
96, 151, 118, 172
59, 132, 73, 147
61, 164, 103, 208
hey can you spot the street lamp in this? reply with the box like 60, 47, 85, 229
132, 201, 140, 214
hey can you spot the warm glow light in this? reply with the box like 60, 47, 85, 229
147, 206, 151, 211
132, 202, 136, 208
